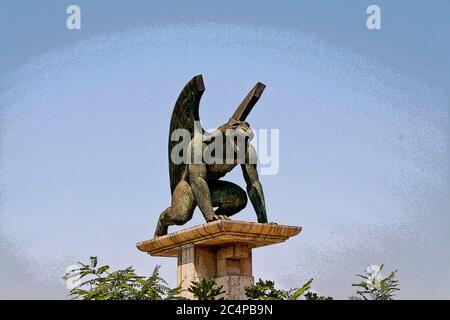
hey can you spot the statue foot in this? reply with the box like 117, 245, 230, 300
154, 218, 168, 238
257, 219, 277, 225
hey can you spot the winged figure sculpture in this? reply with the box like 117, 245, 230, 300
154, 74, 270, 237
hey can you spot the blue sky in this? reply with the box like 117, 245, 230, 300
0, 0, 449, 299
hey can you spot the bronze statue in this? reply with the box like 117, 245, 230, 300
154, 75, 270, 237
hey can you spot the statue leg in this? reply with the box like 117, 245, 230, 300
209, 180, 247, 217
154, 180, 196, 237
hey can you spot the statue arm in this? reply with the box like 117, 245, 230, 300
241, 162, 268, 223
188, 164, 225, 222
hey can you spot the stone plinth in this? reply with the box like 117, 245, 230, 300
137, 220, 301, 299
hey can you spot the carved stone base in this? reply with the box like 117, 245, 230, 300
137, 220, 301, 300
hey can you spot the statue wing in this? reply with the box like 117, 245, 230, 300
231, 82, 265, 121
168, 74, 205, 193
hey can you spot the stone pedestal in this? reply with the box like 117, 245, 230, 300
136, 220, 301, 300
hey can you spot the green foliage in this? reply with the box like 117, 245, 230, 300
245, 279, 285, 300
63, 257, 183, 300
64, 257, 399, 300
245, 278, 332, 300
304, 292, 333, 300
350, 264, 399, 300
187, 278, 225, 300
285, 279, 313, 300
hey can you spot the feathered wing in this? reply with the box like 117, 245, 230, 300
168, 75, 205, 193
231, 82, 265, 121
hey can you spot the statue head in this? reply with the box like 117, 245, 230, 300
219, 118, 254, 141
212, 118, 253, 159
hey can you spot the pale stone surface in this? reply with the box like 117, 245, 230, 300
137, 220, 301, 300
137, 220, 302, 257
177, 245, 217, 299
216, 275, 254, 300
216, 244, 252, 278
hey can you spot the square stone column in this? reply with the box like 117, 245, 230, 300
215, 244, 253, 299
137, 220, 301, 300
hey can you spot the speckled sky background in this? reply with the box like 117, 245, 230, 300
0, 0, 449, 299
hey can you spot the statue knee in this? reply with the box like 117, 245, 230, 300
170, 207, 194, 226
171, 216, 189, 226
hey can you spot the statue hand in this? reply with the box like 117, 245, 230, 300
258, 219, 277, 225
207, 214, 230, 222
